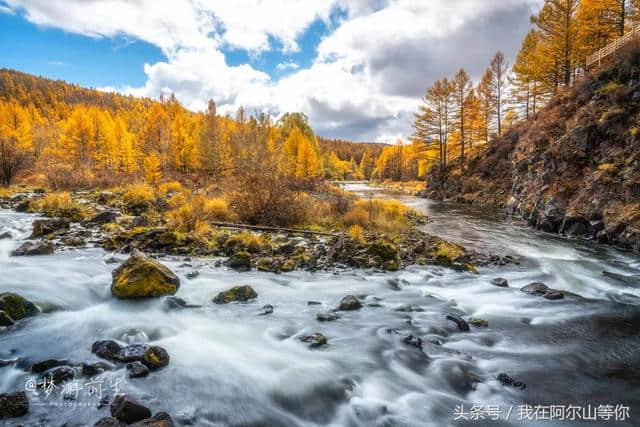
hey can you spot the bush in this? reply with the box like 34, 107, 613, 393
348, 224, 364, 242
122, 183, 155, 213
32, 192, 86, 220
167, 194, 235, 232
341, 198, 412, 233
45, 164, 92, 190
158, 181, 183, 197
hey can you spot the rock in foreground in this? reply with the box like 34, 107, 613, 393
92, 340, 170, 370
0, 293, 38, 323
0, 391, 29, 419
111, 251, 180, 298
337, 295, 362, 311
110, 395, 152, 424
10, 241, 54, 256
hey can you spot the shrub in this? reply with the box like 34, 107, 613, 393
158, 181, 183, 197
342, 198, 412, 233
45, 164, 92, 190
167, 194, 235, 232
224, 232, 272, 253
122, 183, 155, 213
32, 192, 86, 220
343, 207, 369, 227
348, 224, 364, 242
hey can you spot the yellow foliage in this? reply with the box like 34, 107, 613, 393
224, 232, 272, 253
143, 153, 163, 186
123, 183, 155, 207
348, 224, 364, 242
167, 194, 235, 232
158, 181, 183, 196
38, 192, 73, 211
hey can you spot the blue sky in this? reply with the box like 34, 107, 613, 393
0, 0, 540, 141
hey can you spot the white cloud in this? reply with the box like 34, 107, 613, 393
275, 61, 299, 72
0, 4, 14, 14
6, 0, 542, 141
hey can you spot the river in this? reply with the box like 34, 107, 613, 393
1, 183, 639, 426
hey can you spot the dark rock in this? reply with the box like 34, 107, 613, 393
337, 295, 362, 311
446, 313, 470, 332
81, 362, 113, 377
490, 278, 509, 287
111, 251, 180, 298
0, 391, 29, 418
0, 231, 12, 240
543, 290, 564, 300
90, 211, 120, 224
213, 285, 258, 304
10, 241, 54, 256
365, 241, 399, 262
317, 312, 340, 322
566, 221, 588, 237
131, 412, 175, 427
127, 361, 150, 378
227, 251, 252, 271
469, 318, 489, 327
40, 366, 75, 386
110, 395, 152, 424
307, 301, 322, 305
15, 200, 30, 212
521, 282, 549, 296
94, 417, 126, 427
261, 304, 274, 315
132, 216, 149, 228
497, 373, 526, 389
31, 359, 69, 373
0, 293, 38, 321
91, 340, 169, 370
186, 271, 199, 280
403, 335, 423, 349
300, 333, 327, 348
0, 310, 14, 327
31, 218, 70, 238
164, 296, 200, 310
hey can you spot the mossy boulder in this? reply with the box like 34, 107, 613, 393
227, 251, 252, 271
366, 241, 399, 262
0, 293, 38, 322
213, 285, 257, 304
111, 251, 180, 299
0, 391, 29, 419
31, 218, 70, 238
11, 241, 55, 256
433, 241, 465, 266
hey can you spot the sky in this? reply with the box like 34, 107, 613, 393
0, 0, 542, 142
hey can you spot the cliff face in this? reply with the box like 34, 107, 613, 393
425, 48, 640, 251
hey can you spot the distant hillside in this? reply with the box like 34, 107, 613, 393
317, 137, 386, 164
424, 46, 640, 251
0, 68, 156, 114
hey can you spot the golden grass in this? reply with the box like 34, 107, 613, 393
167, 193, 236, 232
340, 198, 412, 233
123, 183, 155, 206
348, 224, 364, 242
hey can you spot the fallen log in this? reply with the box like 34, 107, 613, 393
209, 221, 343, 237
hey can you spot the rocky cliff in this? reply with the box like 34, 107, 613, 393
424, 47, 640, 252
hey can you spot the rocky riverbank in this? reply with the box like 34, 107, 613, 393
422, 49, 640, 252
0, 189, 513, 274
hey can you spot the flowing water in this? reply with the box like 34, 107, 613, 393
1, 184, 639, 426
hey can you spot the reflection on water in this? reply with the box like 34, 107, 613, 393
1, 184, 639, 426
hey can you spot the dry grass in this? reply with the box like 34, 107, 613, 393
32, 191, 87, 220
122, 183, 155, 207
348, 224, 364, 242
167, 193, 236, 232
341, 198, 413, 233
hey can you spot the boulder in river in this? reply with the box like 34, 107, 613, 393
520, 282, 549, 296
91, 340, 170, 370
403, 335, 423, 349
0, 391, 29, 419
0, 231, 12, 240
164, 296, 200, 310
0, 311, 14, 327
543, 290, 564, 300
497, 373, 526, 389
10, 241, 54, 256
317, 312, 340, 322
446, 313, 470, 332
94, 417, 126, 427
111, 251, 180, 298
110, 394, 152, 424
337, 295, 362, 311
490, 278, 509, 287
31, 359, 69, 373
227, 251, 252, 271
260, 304, 274, 315
0, 293, 38, 322
213, 285, 257, 304
300, 333, 328, 348
127, 361, 150, 378
31, 218, 70, 238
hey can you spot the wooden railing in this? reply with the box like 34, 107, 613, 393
586, 25, 640, 70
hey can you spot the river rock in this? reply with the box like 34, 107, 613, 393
186, 271, 199, 280
0, 231, 12, 240
543, 290, 564, 300
15, 200, 30, 212
10, 241, 54, 256
365, 241, 399, 262
91, 340, 170, 370
0, 391, 29, 419
90, 211, 120, 224
111, 251, 180, 298
0, 311, 14, 327
446, 313, 470, 332
300, 333, 327, 348
94, 417, 126, 427
261, 304, 274, 315
127, 361, 150, 378
338, 295, 362, 311
111, 395, 152, 424
131, 412, 175, 427
490, 278, 509, 287
40, 366, 75, 386
469, 318, 489, 327
31, 359, 69, 373
31, 218, 70, 238
164, 296, 200, 310
0, 293, 38, 321
520, 282, 549, 296
213, 285, 257, 304
497, 373, 526, 389
317, 312, 340, 322
227, 251, 252, 271
403, 335, 423, 349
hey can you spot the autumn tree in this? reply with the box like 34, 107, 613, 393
489, 52, 509, 136
453, 68, 472, 161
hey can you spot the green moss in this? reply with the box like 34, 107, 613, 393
111, 253, 180, 298
0, 293, 38, 320
433, 241, 464, 266
213, 285, 258, 304
224, 232, 272, 253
